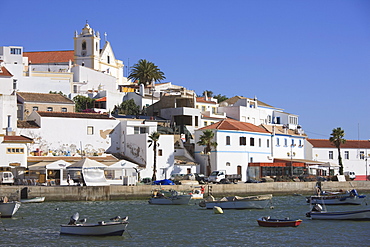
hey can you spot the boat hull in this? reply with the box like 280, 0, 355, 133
257, 217, 302, 227
306, 196, 364, 205
149, 195, 192, 205
202, 194, 272, 209
309, 209, 370, 220
60, 222, 128, 236
0, 201, 21, 218
20, 197, 45, 203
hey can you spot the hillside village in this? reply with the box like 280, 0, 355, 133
1, 22, 369, 186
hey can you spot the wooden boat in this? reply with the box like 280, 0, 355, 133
148, 189, 192, 205
257, 216, 302, 227
0, 199, 21, 218
306, 204, 370, 220
306, 189, 366, 205
60, 213, 129, 236
20, 197, 45, 203
199, 194, 273, 209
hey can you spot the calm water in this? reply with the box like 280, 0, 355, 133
1, 194, 370, 247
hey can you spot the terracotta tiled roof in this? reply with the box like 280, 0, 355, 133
196, 97, 217, 104
307, 139, 370, 149
17, 92, 74, 104
200, 118, 269, 133
0, 66, 13, 77
262, 124, 307, 137
17, 120, 40, 128
3, 135, 33, 143
36, 111, 114, 119
23, 50, 74, 64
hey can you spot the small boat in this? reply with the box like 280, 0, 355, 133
148, 189, 192, 205
20, 197, 45, 203
0, 197, 21, 218
199, 194, 273, 209
306, 204, 370, 220
257, 216, 302, 227
60, 213, 129, 236
306, 189, 366, 205
190, 186, 205, 200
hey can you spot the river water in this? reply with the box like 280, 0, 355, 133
1, 194, 369, 247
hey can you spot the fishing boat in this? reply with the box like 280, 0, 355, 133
198, 194, 273, 209
257, 216, 302, 227
20, 197, 45, 203
60, 213, 129, 236
148, 189, 192, 205
0, 197, 21, 218
306, 204, 370, 220
306, 189, 366, 205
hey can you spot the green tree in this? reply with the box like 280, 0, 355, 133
148, 131, 161, 182
73, 95, 95, 112
203, 90, 213, 97
214, 94, 228, 103
112, 99, 140, 115
128, 59, 166, 86
49, 91, 67, 97
329, 127, 346, 175
197, 129, 218, 176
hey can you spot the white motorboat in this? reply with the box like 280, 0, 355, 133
306, 204, 370, 220
60, 213, 129, 236
306, 189, 366, 205
190, 186, 205, 200
199, 194, 273, 209
20, 197, 45, 203
148, 189, 192, 205
0, 198, 21, 218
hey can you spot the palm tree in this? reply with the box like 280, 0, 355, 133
148, 131, 161, 182
197, 130, 218, 176
128, 59, 166, 86
329, 127, 346, 175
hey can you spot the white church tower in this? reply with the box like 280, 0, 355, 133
74, 22, 101, 70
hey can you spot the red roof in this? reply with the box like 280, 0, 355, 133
3, 135, 33, 143
307, 139, 370, 148
24, 50, 74, 64
0, 66, 13, 77
200, 118, 269, 134
95, 97, 107, 102
196, 97, 217, 104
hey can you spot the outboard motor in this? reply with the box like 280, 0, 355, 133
68, 212, 79, 225
311, 204, 322, 212
350, 189, 358, 197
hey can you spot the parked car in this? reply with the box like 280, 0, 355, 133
194, 173, 207, 184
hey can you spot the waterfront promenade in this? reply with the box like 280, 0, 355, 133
1, 181, 369, 201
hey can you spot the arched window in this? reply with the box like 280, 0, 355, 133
82, 41, 86, 50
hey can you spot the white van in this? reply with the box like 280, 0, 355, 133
344, 171, 356, 180
0, 171, 14, 184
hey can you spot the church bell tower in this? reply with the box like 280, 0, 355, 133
74, 22, 101, 70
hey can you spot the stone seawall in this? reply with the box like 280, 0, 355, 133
1, 181, 369, 201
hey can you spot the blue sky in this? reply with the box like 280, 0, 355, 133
2, 0, 370, 140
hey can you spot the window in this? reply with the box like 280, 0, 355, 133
47, 107, 53, 112
226, 136, 230, 145
299, 140, 302, 147
134, 127, 139, 134
140, 127, 146, 134
259, 138, 261, 147
276, 138, 280, 146
96, 42, 98, 51
33, 106, 38, 111
239, 137, 246, 146
275, 117, 280, 124
284, 139, 287, 147
291, 139, 294, 146
61, 108, 67, 112
134, 126, 147, 134
87, 126, 94, 135
204, 121, 208, 126
6, 147, 24, 154
201, 106, 206, 112
360, 151, 365, 159
13, 79, 17, 90
107, 56, 110, 64
10, 48, 22, 55
226, 162, 231, 166
158, 149, 163, 156
344, 151, 349, 159
212, 107, 216, 114
82, 41, 86, 50
250, 137, 255, 146
329, 151, 333, 159
267, 139, 270, 148
267, 115, 272, 123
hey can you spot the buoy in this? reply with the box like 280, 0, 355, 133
213, 206, 223, 214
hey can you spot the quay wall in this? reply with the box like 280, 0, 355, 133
1, 181, 369, 201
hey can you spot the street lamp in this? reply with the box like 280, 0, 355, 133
287, 144, 296, 177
